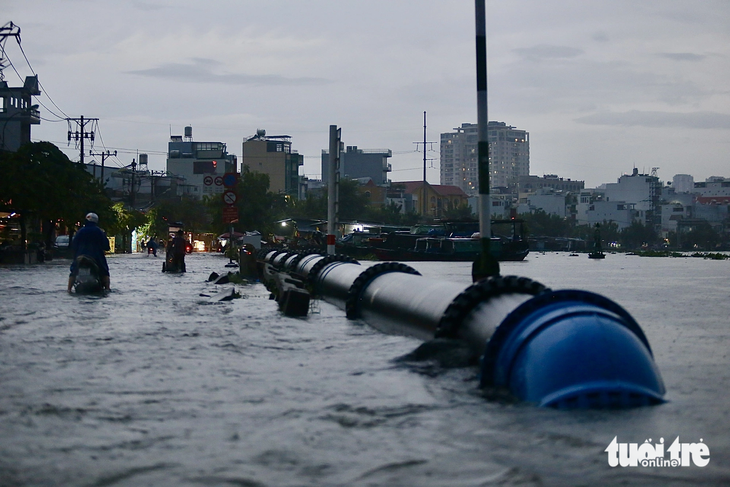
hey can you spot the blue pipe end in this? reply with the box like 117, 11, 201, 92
481, 290, 666, 409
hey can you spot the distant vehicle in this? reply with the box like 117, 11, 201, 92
54, 235, 70, 249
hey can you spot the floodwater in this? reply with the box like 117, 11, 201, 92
0, 251, 728, 486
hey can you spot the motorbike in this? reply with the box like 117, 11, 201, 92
162, 245, 186, 273
72, 255, 104, 294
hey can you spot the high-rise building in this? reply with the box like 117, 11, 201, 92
242, 129, 303, 197
440, 122, 529, 194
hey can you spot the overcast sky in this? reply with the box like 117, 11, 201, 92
3, 0, 729, 188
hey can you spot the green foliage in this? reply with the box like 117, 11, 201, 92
678, 221, 720, 250
619, 221, 659, 250
204, 167, 287, 236
234, 168, 288, 235
442, 202, 475, 221
290, 180, 419, 226
0, 142, 112, 226
365, 201, 420, 226
337, 179, 370, 221
107, 202, 146, 236
520, 210, 572, 238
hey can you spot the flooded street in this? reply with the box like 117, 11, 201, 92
1, 252, 729, 486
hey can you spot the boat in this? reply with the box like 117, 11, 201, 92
373, 235, 528, 262
372, 219, 529, 262
588, 223, 605, 259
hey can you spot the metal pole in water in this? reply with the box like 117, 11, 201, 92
327, 125, 340, 255
472, 0, 500, 281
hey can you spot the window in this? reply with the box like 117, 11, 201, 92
194, 161, 216, 174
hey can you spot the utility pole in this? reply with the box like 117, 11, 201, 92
89, 149, 116, 184
0, 22, 21, 82
130, 158, 137, 208
413, 111, 436, 219
67, 116, 98, 165
327, 125, 341, 255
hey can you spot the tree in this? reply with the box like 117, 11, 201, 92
679, 221, 720, 250
0, 142, 112, 250
365, 201, 419, 226
107, 202, 146, 253
289, 179, 374, 223
521, 210, 573, 237
204, 167, 288, 237
571, 220, 619, 247
620, 221, 658, 250
442, 202, 475, 221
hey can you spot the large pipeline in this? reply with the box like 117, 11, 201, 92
259, 250, 666, 409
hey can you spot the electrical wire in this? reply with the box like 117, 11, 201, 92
0, 45, 67, 121
16, 38, 69, 119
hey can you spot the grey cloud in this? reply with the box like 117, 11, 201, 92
575, 110, 730, 129
127, 59, 329, 86
513, 44, 584, 61
592, 31, 610, 43
657, 52, 706, 62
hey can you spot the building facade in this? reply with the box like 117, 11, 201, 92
601, 168, 662, 228
575, 191, 638, 230
0, 76, 40, 152
440, 121, 529, 195
672, 174, 694, 194
517, 174, 584, 197
391, 181, 469, 219
166, 126, 237, 200
321, 145, 392, 186
242, 130, 303, 197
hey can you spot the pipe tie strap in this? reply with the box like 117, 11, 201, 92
285, 250, 322, 273
435, 275, 550, 339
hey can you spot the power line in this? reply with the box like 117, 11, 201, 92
16, 40, 69, 119
0, 43, 67, 120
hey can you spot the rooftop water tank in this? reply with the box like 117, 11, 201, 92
184, 126, 193, 139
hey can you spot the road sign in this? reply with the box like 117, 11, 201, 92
222, 190, 238, 206
214, 176, 223, 186
223, 172, 238, 188
222, 206, 238, 224
203, 176, 213, 186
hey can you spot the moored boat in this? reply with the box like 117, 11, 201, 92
372, 219, 529, 262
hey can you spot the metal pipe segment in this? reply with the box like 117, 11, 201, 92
358, 272, 465, 341
261, 250, 665, 409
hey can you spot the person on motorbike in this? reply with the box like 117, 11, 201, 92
168, 229, 188, 272
67, 212, 111, 292
147, 236, 158, 256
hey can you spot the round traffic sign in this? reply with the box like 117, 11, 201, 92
203, 176, 213, 186
214, 176, 223, 186
223, 173, 237, 188
222, 191, 237, 205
